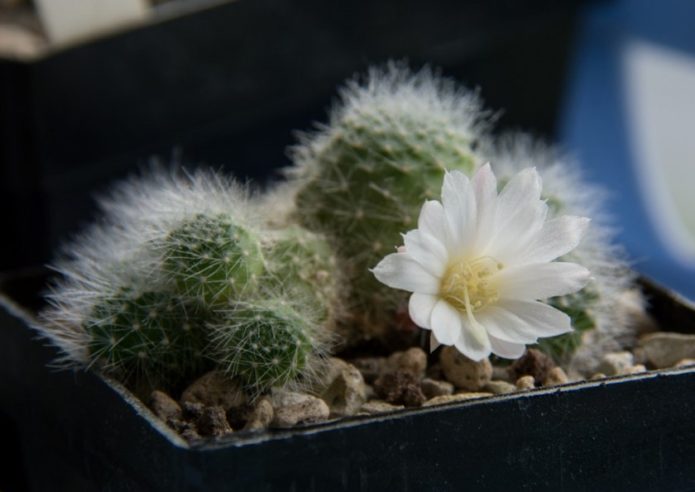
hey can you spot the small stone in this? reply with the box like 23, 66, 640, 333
543, 367, 569, 386
384, 348, 427, 379
180, 371, 247, 411
492, 366, 512, 382
350, 357, 385, 384
590, 373, 606, 380
597, 352, 634, 376
359, 400, 405, 415
515, 375, 535, 390
319, 358, 368, 417
373, 370, 426, 407
195, 405, 233, 437
625, 364, 647, 375
440, 347, 492, 391
270, 390, 330, 428
640, 332, 695, 369
364, 384, 376, 400
675, 358, 695, 368
507, 349, 555, 384
423, 392, 492, 407
150, 390, 182, 423
632, 346, 648, 366
182, 401, 205, 420
243, 397, 274, 431
426, 363, 444, 380
180, 426, 201, 442
421, 378, 454, 399
484, 380, 517, 395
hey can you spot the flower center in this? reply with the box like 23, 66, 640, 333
440, 256, 502, 314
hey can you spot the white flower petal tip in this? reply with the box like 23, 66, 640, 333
372, 164, 592, 359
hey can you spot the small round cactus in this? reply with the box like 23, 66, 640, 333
85, 290, 208, 387
161, 213, 265, 307
290, 64, 488, 339
210, 300, 327, 394
263, 226, 342, 325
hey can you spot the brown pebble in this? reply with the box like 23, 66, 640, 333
243, 397, 274, 431
373, 370, 426, 407
439, 347, 492, 391
150, 390, 182, 423
420, 378, 454, 399
674, 358, 695, 368
385, 348, 427, 379
180, 371, 247, 411
508, 349, 555, 384
423, 392, 492, 407
484, 380, 517, 395
590, 373, 607, 380
625, 364, 646, 374
515, 375, 535, 390
180, 426, 201, 442
182, 401, 205, 420
195, 405, 233, 437
543, 367, 569, 386
350, 357, 385, 384
359, 400, 405, 415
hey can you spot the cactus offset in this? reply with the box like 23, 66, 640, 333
86, 290, 208, 387
210, 300, 327, 394
291, 64, 487, 339
162, 213, 265, 307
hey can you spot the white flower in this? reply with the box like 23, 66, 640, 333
372, 164, 591, 361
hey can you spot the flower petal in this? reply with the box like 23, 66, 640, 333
408, 293, 439, 329
371, 253, 440, 294
455, 313, 492, 361
476, 306, 540, 344
402, 230, 448, 277
489, 168, 546, 258
472, 163, 498, 251
430, 300, 461, 345
418, 200, 448, 242
516, 216, 590, 265
441, 170, 477, 253
494, 262, 591, 300
498, 299, 573, 338
488, 334, 527, 359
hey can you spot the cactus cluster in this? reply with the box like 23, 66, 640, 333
38, 169, 338, 394
38, 63, 640, 396
290, 64, 487, 340
288, 63, 639, 367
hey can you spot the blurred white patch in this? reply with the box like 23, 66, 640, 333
36, 0, 149, 45
624, 39, 695, 266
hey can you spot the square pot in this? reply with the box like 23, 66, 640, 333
2, 269, 695, 491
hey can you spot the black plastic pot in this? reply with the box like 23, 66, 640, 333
2, 270, 695, 491
0, 0, 593, 272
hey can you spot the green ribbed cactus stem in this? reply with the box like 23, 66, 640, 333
85, 291, 208, 388
265, 226, 341, 325
292, 66, 483, 338
211, 301, 322, 394
162, 213, 265, 307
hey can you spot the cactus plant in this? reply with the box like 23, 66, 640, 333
290, 63, 488, 339
85, 290, 208, 387
161, 213, 265, 307
37, 167, 340, 393
210, 300, 328, 394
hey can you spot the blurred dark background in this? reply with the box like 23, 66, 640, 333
1, 0, 694, 294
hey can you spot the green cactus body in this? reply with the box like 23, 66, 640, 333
162, 213, 265, 307
85, 291, 208, 387
294, 94, 478, 338
264, 226, 340, 324
212, 301, 318, 393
